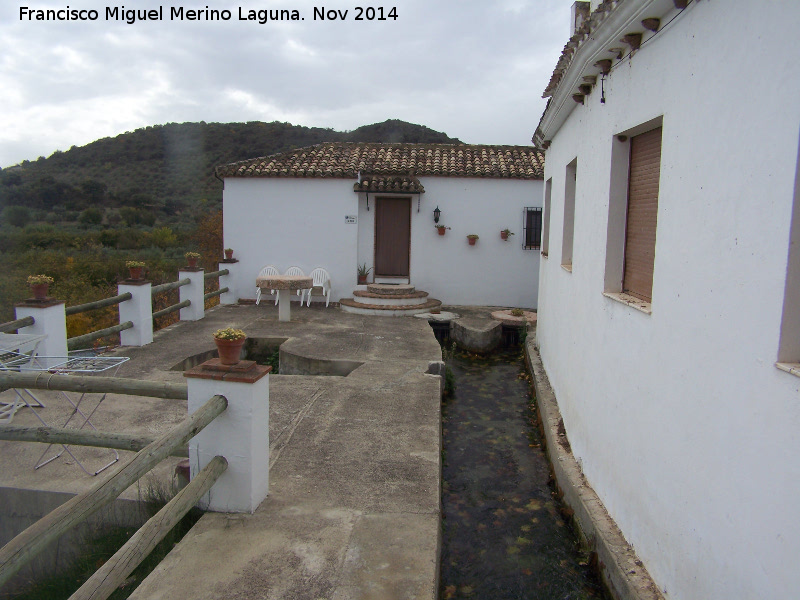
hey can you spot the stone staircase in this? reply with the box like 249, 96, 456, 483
340, 283, 442, 316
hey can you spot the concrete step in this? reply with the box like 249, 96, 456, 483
339, 297, 442, 317
353, 290, 430, 306
366, 283, 416, 296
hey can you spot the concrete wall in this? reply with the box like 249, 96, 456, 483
224, 176, 542, 308
536, 2, 800, 599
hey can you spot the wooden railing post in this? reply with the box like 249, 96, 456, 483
15, 300, 67, 368
118, 280, 153, 347
219, 260, 239, 305
179, 267, 205, 321
184, 358, 271, 513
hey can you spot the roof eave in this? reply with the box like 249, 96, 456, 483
536, 0, 672, 145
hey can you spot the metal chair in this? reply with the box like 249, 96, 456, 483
284, 266, 310, 305
306, 268, 332, 307
255, 265, 280, 305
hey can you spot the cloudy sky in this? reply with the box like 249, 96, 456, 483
0, 0, 569, 167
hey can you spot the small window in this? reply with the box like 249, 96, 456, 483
777, 131, 800, 375
542, 178, 552, 256
523, 207, 542, 249
562, 159, 577, 270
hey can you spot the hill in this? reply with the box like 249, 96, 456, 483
0, 119, 462, 226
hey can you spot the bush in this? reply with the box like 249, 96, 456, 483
79, 207, 103, 226
4, 205, 31, 227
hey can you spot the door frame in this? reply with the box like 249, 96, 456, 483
373, 195, 412, 279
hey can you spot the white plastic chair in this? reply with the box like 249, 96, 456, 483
284, 266, 309, 304
256, 265, 280, 305
306, 268, 332, 307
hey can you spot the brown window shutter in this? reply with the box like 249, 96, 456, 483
623, 126, 662, 302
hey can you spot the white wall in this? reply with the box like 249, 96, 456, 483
537, 2, 800, 599
225, 176, 542, 308
222, 178, 358, 302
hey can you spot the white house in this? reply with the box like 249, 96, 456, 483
532, 1, 800, 599
216, 142, 544, 309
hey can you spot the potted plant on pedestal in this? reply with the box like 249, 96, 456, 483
357, 263, 372, 285
224, 248, 234, 260
213, 328, 247, 365
27, 274, 54, 300
185, 252, 201, 268
500, 229, 514, 241
125, 260, 146, 280
467, 234, 480, 246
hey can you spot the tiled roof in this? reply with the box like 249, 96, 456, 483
353, 174, 425, 194
216, 142, 544, 180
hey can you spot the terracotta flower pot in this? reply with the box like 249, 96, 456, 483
30, 283, 48, 300
215, 337, 246, 365
468, 237, 477, 246
358, 275, 367, 284
187, 257, 198, 268
224, 249, 234, 260
128, 266, 143, 280
437, 228, 446, 236
500, 231, 509, 240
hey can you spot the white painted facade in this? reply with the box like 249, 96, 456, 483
223, 175, 542, 307
535, 2, 800, 599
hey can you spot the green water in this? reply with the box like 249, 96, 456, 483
440, 347, 607, 600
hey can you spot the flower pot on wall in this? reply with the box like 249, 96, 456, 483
30, 283, 48, 300
467, 235, 479, 246
215, 338, 246, 365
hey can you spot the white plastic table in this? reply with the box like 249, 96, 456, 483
256, 275, 313, 322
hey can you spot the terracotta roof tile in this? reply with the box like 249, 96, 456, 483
216, 142, 544, 180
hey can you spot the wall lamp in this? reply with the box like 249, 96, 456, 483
433, 206, 441, 223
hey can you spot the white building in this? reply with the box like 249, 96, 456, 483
217, 142, 544, 309
532, 1, 800, 598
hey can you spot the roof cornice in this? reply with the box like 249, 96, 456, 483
534, 0, 677, 146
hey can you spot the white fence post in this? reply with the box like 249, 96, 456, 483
184, 358, 270, 513
179, 268, 205, 321
118, 281, 153, 347
219, 259, 238, 305
15, 300, 68, 368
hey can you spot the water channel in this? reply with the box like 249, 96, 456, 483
439, 343, 608, 600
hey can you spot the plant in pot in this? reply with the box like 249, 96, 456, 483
125, 260, 146, 280
357, 263, 372, 284
27, 274, 54, 300
435, 225, 451, 236
185, 252, 201, 268
500, 229, 514, 241
466, 234, 480, 246
224, 248, 234, 260
212, 327, 247, 365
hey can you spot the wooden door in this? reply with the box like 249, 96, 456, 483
623, 126, 662, 302
374, 197, 411, 277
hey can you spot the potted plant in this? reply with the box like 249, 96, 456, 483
125, 260, 146, 280
467, 234, 480, 246
212, 328, 247, 365
500, 229, 514, 241
357, 263, 372, 284
27, 274, 54, 300
224, 248, 234, 260
435, 225, 451, 236
185, 252, 201, 268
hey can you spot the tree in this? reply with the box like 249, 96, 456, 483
4, 205, 31, 227
79, 207, 103, 225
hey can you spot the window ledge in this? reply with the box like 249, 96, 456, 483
603, 292, 652, 315
561, 264, 573, 273
776, 362, 800, 378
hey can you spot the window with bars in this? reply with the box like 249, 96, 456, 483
523, 207, 542, 250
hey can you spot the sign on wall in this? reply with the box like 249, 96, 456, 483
345, 215, 357, 224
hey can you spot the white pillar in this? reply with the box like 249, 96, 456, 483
179, 269, 205, 321
219, 260, 238, 305
277, 290, 291, 322
118, 281, 153, 347
184, 359, 270, 513
15, 300, 68, 368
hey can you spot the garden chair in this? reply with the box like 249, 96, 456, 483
284, 266, 310, 304
255, 265, 280, 305
306, 268, 332, 307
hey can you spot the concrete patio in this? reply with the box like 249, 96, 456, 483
0, 302, 444, 599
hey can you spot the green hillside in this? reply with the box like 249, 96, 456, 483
0, 119, 461, 227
